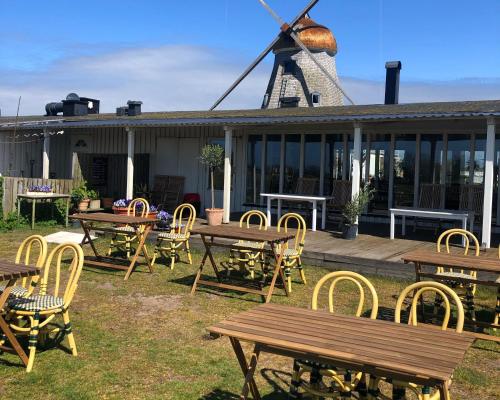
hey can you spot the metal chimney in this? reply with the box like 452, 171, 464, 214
384, 61, 402, 104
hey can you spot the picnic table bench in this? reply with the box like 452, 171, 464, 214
190, 225, 293, 302
0, 261, 39, 367
70, 212, 156, 280
208, 303, 474, 400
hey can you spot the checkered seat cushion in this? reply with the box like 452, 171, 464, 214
436, 271, 477, 280
232, 241, 263, 250
158, 232, 187, 240
112, 226, 136, 233
283, 249, 299, 258
0, 285, 29, 297
9, 295, 64, 312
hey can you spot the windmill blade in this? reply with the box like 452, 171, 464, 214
259, 0, 355, 105
209, 0, 320, 110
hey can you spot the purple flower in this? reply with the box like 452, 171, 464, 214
29, 185, 52, 192
157, 210, 171, 221
113, 199, 130, 207
149, 205, 158, 212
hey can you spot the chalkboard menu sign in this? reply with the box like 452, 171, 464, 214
92, 156, 108, 185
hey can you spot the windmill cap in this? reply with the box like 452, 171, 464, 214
273, 16, 337, 56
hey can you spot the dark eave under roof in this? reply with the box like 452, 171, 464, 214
0, 100, 499, 131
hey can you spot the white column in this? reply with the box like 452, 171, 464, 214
42, 130, 50, 179
319, 134, 326, 195
482, 118, 496, 248
223, 127, 233, 223
388, 134, 395, 209
126, 127, 135, 199
351, 123, 362, 219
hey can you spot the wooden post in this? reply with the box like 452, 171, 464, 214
42, 130, 50, 179
223, 126, 232, 223
482, 118, 496, 248
351, 123, 362, 226
126, 127, 135, 199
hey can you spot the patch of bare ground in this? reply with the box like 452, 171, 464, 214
116, 292, 184, 316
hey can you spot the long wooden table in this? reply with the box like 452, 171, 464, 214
0, 261, 39, 367
190, 225, 294, 302
208, 303, 474, 400
70, 212, 156, 280
401, 249, 500, 336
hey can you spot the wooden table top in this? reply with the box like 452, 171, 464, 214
70, 212, 156, 225
191, 225, 294, 243
402, 249, 500, 273
0, 260, 38, 282
208, 303, 474, 384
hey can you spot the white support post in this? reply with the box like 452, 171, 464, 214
351, 123, 362, 226
126, 127, 135, 200
223, 126, 233, 223
319, 134, 326, 195
388, 134, 395, 209
42, 130, 50, 179
482, 118, 496, 248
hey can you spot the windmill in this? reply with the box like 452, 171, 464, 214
209, 0, 354, 110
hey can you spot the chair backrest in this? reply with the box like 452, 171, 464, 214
39, 243, 84, 307
459, 184, 484, 215
239, 210, 268, 230
418, 183, 443, 209
172, 203, 196, 236
312, 271, 378, 319
295, 177, 318, 195
15, 235, 48, 292
395, 281, 464, 332
127, 198, 150, 217
437, 228, 479, 277
277, 213, 307, 254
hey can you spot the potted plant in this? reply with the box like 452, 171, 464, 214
200, 144, 225, 226
112, 199, 131, 215
147, 205, 158, 219
341, 186, 374, 240
71, 181, 90, 211
88, 189, 101, 210
156, 210, 172, 230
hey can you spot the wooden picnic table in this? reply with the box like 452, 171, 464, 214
208, 303, 474, 400
0, 261, 39, 367
70, 212, 156, 280
17, 193, 71, 229
401, 249, 500, 337
190, 225, 294, 302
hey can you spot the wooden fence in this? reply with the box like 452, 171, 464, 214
1, 177, 80, 215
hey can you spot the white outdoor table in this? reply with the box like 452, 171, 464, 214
260, 193, 332, 231
389, 207, 474, 241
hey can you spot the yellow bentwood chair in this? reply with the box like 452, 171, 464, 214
436, 228, 479, 319
277, 213, 307, 292
227, 210, 268, 278
0, 235, 48, 298
152, 203, 196, 270
107, 198, 150, 258
6, 242, 84, 372
389, 281, 465, 400
289, 271, 379, 399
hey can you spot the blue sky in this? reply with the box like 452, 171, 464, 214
1, 0, 499, 115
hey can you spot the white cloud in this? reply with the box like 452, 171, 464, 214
0, 45, 499, 116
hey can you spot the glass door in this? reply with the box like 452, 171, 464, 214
445, 134, 471, 209
393, 135, 417, 207
367, 134, 391, 213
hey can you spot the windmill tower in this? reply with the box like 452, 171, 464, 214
262, 16, 343, 109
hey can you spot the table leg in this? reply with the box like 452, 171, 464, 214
311, 200, 317, 231
266, 197, 271, 227
79, 220, 99, 257
124, 224, 153, 281
0, 280, 29, 366
202, 235, 222, 282
390, 211, 395, 239
402, 215, 406, 236
190, 251, 209, 295
277, 199, 282, 221
229, 338, 262, 400
438, 383, 451, 400
321, 200, 326, 230
266, 241, 288, 303
31, 199, 36, 230
65, 197, 70, 227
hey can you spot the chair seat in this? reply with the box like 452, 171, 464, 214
0, 285, 29, 297
283, 249, 299, 258
112, 226, 136, 233
232, 241, 263, 250
9, 295, 64, 312
436, 271, 477, 280
158, 232, 187, 240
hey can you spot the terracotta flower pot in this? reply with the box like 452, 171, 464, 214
147, 211, 158, 219
205, 208, 224, 226
78, 199, 90, 211
112, 206, 129, 215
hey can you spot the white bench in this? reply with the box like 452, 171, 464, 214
260, 193, 333, 231
389, 207, 474, 240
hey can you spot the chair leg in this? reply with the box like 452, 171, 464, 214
494, 287, 500, 331
185, 241, 192, 265
170, 242, 176, 270
284, 266, 292, 293
107, 235, 116, 256
289, 359, 302, 399
63, 311, 78, 356
26, 312, 40, 373
125, 239, 131, 259
151, 241, 160, 267
297, 257, 306, 285
249, 259, 255, 279
465, 285, 476, 324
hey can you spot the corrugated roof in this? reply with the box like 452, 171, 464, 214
0, 100, 498, 130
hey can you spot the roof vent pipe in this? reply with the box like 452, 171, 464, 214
384, 61, 402, 105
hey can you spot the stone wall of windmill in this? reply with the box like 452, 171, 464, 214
262, 49, 344, 109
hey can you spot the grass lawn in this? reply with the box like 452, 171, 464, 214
0, 226, 498, 399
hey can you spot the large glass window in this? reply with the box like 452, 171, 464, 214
446, 134, 471, 209
393, 135, 416, 207
246, 135, 262, 204
265, 135, 281, 193
284, 135, 301, 193
325, 134, 345, 195
419, 134, 444, 207
367, 134, 391, 213
304, 134, 321, 194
